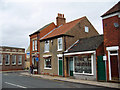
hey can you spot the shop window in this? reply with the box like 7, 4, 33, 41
74, 55, 92, 74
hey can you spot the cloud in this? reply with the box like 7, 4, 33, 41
0, 0, 119, 50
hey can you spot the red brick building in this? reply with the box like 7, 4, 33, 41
101, 1, 120, 81
29, 22, 56, 73
0, 46, 25, 71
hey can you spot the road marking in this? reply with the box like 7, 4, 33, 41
5, 82, 27, 88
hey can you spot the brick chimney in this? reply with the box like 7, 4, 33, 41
56, 13, 66, 27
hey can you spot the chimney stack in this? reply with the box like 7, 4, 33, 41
56, 13, 66, 27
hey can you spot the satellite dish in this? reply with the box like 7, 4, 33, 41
114, 23, 119, 28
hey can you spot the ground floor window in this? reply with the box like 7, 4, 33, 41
74, 55, 92, 74
44, 58, 51, 69
0, 54, 3, 65
18, 55, 22, 65
12, 55, 16, 65
5, 54, 10, 65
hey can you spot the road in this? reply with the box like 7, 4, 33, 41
1, 72, 116, 89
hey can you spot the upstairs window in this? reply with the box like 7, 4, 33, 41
18, 55, 22, 65
32, 40, 34, 51
44, 40, 49, 52
85, 26, 89, 33
35, 40, 37, 51
5, 54, 10, 65
0, 54, 3, 65
58, 37, 63, 51
12, 55, 16, 65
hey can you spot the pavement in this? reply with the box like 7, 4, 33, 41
20, 72, 120, 89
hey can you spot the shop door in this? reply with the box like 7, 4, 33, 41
59, 60, 63, 76
110, 55, 119, 80
97, 56, 106, 81
69, 58, 73, 76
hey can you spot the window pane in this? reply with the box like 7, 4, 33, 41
12, 55, 16, 65
58, 38, 62, 50
45, 58, 51, 68
85, 26, 89, 32
33, 40, 34, 50
5, 54, 10, 65
0, 54, 2, 65
45, 40, 49, 52
74, 55, 92, 74
35, 40, 37, 50
18, 55, 22, 65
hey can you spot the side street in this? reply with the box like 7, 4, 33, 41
0, 1, 120, 89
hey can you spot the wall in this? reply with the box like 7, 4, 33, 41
0, 47, 25, 71
103, 15, 120, 81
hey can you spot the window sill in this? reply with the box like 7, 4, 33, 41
0, 64, 2, 66
5, 64, 10, 66
18, 64, 22, 65
12, 64, 16, 66
44, 51, 49, 53
73, 72, 94, 76
57, 49, 62, 51
44, 68, 52, 70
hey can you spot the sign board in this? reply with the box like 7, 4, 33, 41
103, 56, 107, 61
35, 57, 39, 62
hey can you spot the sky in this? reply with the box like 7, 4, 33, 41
0, 0, 119, 50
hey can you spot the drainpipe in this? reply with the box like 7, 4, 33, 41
63, 36, 66, 77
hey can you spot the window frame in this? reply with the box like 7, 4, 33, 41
12, 55, 16, 65
5, 54, 10, 65
73, 54, 94, 75
44, 58, 52, 69
44, 40, 49, 53
0, 54, 3, 65
18, 55, 22, 65
57, 37, 63, 51
85, 26, 89, 33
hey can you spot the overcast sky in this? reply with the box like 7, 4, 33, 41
0, 0, 119, 50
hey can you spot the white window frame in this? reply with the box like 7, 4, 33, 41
44, 58, 52, 69
35, 40, 37, 51
73, 54, 94, 76
12, 55, 16, 65
44, 40, 49, 53
18, 55, 22, 65
58, 37, 63, 51
85, 26, 89, 33
32, 40, 35, 51
0, 54, 3, 65
5, 54, 10, 65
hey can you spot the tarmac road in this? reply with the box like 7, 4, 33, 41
1, 72, 117, 89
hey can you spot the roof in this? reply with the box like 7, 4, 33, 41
40, 16, 86, 41
101, 1, 120, 17
29, 22, 53, 36
66, 35, 103, 53
0, 46, 25, 49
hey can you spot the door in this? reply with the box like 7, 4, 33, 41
69, 58, 73, 76
59, 60, 63, 76
97, 56, 106, 81
110, 55, 119, 80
